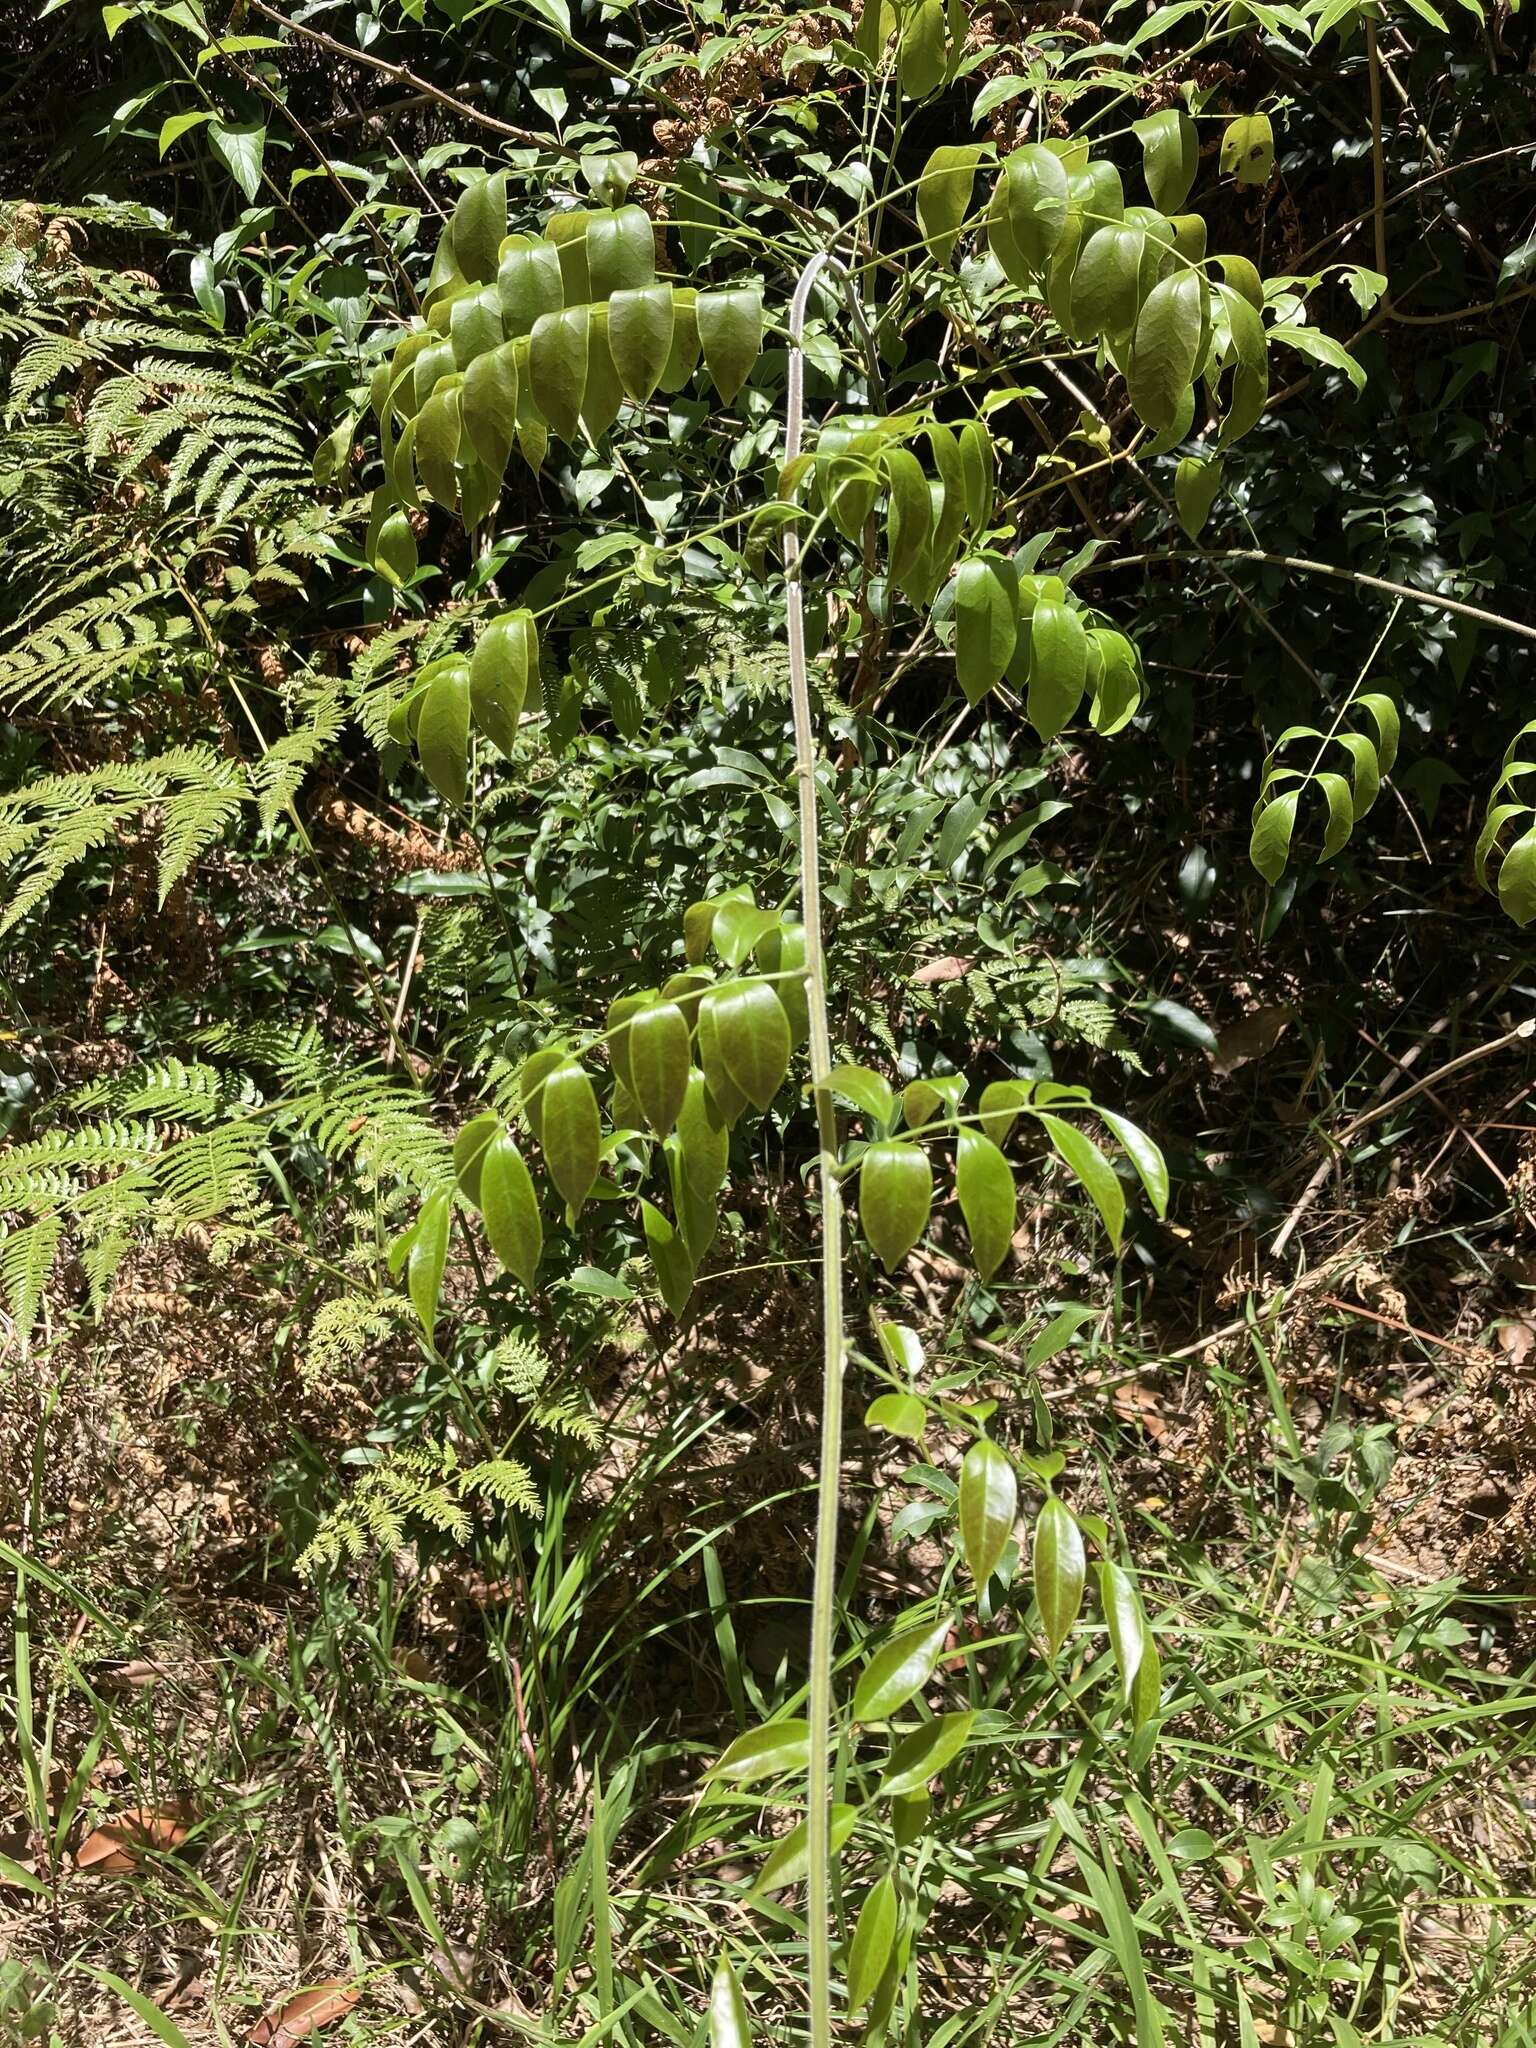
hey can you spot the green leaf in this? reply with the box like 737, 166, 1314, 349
710, 978, 791, 1112
1070, 224, 1143, 342
374, 510, 418, 588
416, 661, 471, 808
1087, 629, 1142, 736
1039, 1112, 1124, 1247
1128, 272, 1205, 433
630, 1000, 691, 1136
954, 556, 1017, 706
462, 341, 518, 480
898, 0, 945, 97
917, 144, 981, 265
852, 1616, 950, 1722
879, 1710, 975, 1798
865, 1393, 927, 1439
77, 1970, 198, 2048
453, 1112, 499, 1205
450, 284, 502, 371
1135, 107, 1198, 212
580, 309, 625, 440
415, 382, 463, 508
708, 1954, 751, 2048
591, 203, 657, 295
481, 1132, 543, 1288
955, 1128, 1015, 1282
959, 1439, 1017, 1589
159, 108, 211, 157
1250, 790, 1300, 884
1034, 1496, 1086, 1655
450, 171, 508, 283
1220, 112, 1275, 186
207, 119, 265, 202
977, 1078, 1031, 1145
539, 1059, 601, 1215
529, 306, 589, 442
697, 287, 763, 406
1498, 824, 1536, 925
957, 420, 995, 531
847, 1875, 900, 2010
1099, 1560, 1148, 1705
883, 446, 932, 590
708, 1721, 811, 1784
608, 284, 675, 401
859, 1140, 934, 1272
470, 609, 536, 754
1269, 320, 1367, 393
994, 144, 1069, 280
677, 1069, 731, 1196
641, 1197, 695, 1317
408, 1189, 451, 1338
498, 235, 565, 336
1174, 454, 1224, 539
1094, 1109, 1168, 1218
1026, 598, 1088, 740
827, 1062, 896, 1129
754, 1804, 859, 1894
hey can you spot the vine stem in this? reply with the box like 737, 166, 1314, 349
783, 249, 846, 2048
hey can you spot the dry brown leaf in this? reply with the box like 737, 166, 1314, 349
1212, 1003, 1294, 1075
912, 955, 975, 985
75, 1807, 190, 1873
1497, 1319, 1535, 1366
247, 1980, 360, 2046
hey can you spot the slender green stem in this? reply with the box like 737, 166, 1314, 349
784, 248, 848, 2048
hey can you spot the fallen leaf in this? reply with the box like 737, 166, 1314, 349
1497, 1319, 1535, 1366
76, 1808, 190, 1873
1212, 1003, 1293, 1075
247, 1981, 360, 2046
912, 955, 975, 985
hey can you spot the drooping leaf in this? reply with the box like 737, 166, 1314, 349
958, 1438, 1017, 1590
608, 283, 675, 401
1034, 1496, 1086, 1655
859, 1140, 934, 1272
1026, 598, 1089, 740
847, 1875, 900, 2010
1134, 107, 1198, 212
898, 0, 946, 97
954, 556, 1017, 706
529, 305, 590, 441
955, 1128, 1015, 1282
453, 1113, 499, 1206
697, 287, 763, 405
1220, 112, 1275, 186
470, 609, 536, 754
1128, 272, 1205, 433
879, 1710, 975, 1798
1098, 1560, 1148, 1704
408, 1189, 451, 1338
1174, 454, 1224, 539
641, 1197, 695, 1317
629, 1000, 691, 1135
450, 171, 508, 282
1039, 1112, 1125, 1247
917, 144, 981, 265
416, 661, 471, 808
539, 1059, 601, 1215
461, 341, 518, 480
480, 1132, 543, 1288
207, 120, 266, 202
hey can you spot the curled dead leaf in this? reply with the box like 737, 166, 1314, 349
247, 1980, 360, 2046
75, 1807, 190, 1873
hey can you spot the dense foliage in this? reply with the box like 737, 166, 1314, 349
4, 1, 1536, 2043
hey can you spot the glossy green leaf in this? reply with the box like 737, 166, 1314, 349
374, 509, 418, 588
957, 420, 995, 532
481, 1131, 543, 1288
847, 1875, 899, 2010
529, 305, 589, 442
408, 1188, 450, 1337
1034, 1496, 1085, 1655
470, 609, 536, 755
498, 235, 564, 335
959, 1438, 1017, 1589
415, 383, 462, 508
954, 556, 1017, 706
539, 1059, 601, 1215
450, 171, 507, 283
659, 285, 701, 391
1026, 598, 1089, 740
898, 0, 945, 97
977, 1079, 1031, 1145
591, 203, 657, 295
1128, 271, 1205, 433
955, 1127, 1015, 1282
1099, 1560, 1147, 1703
1071, 224, 1143, 341
461, 341, 518, 480
859, 1140, 934, 1272
1174, 453, 1223, 539
852, 1616, 950, 1722
677, 1069, 731, 1195
756, 920, 808, 1045
1251, 789, 1299, 884
416, 661, 471, 808
608, 283, 675, 401
696, 997, 751, 1125
883, 446, 932, 588
1094, 1108, 1169, 1218
1134, 108, 1198, 212
708, 1720, 811, 1784
1039, 1111, 1125, 1247
579, 309, 624, 439
827, 1062, 896, 1129
450, 283, 502, 371
1087, 629, 1143, 736
993, 145, 1069, 281
917, 144, 982, 266
697, 287, 763, 405
208, 119, 265, 202
453, 1112, 499, 1205
879, 1709, 975, 1798
629, 1000, 691, 1135
711, 977, 791, 1112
